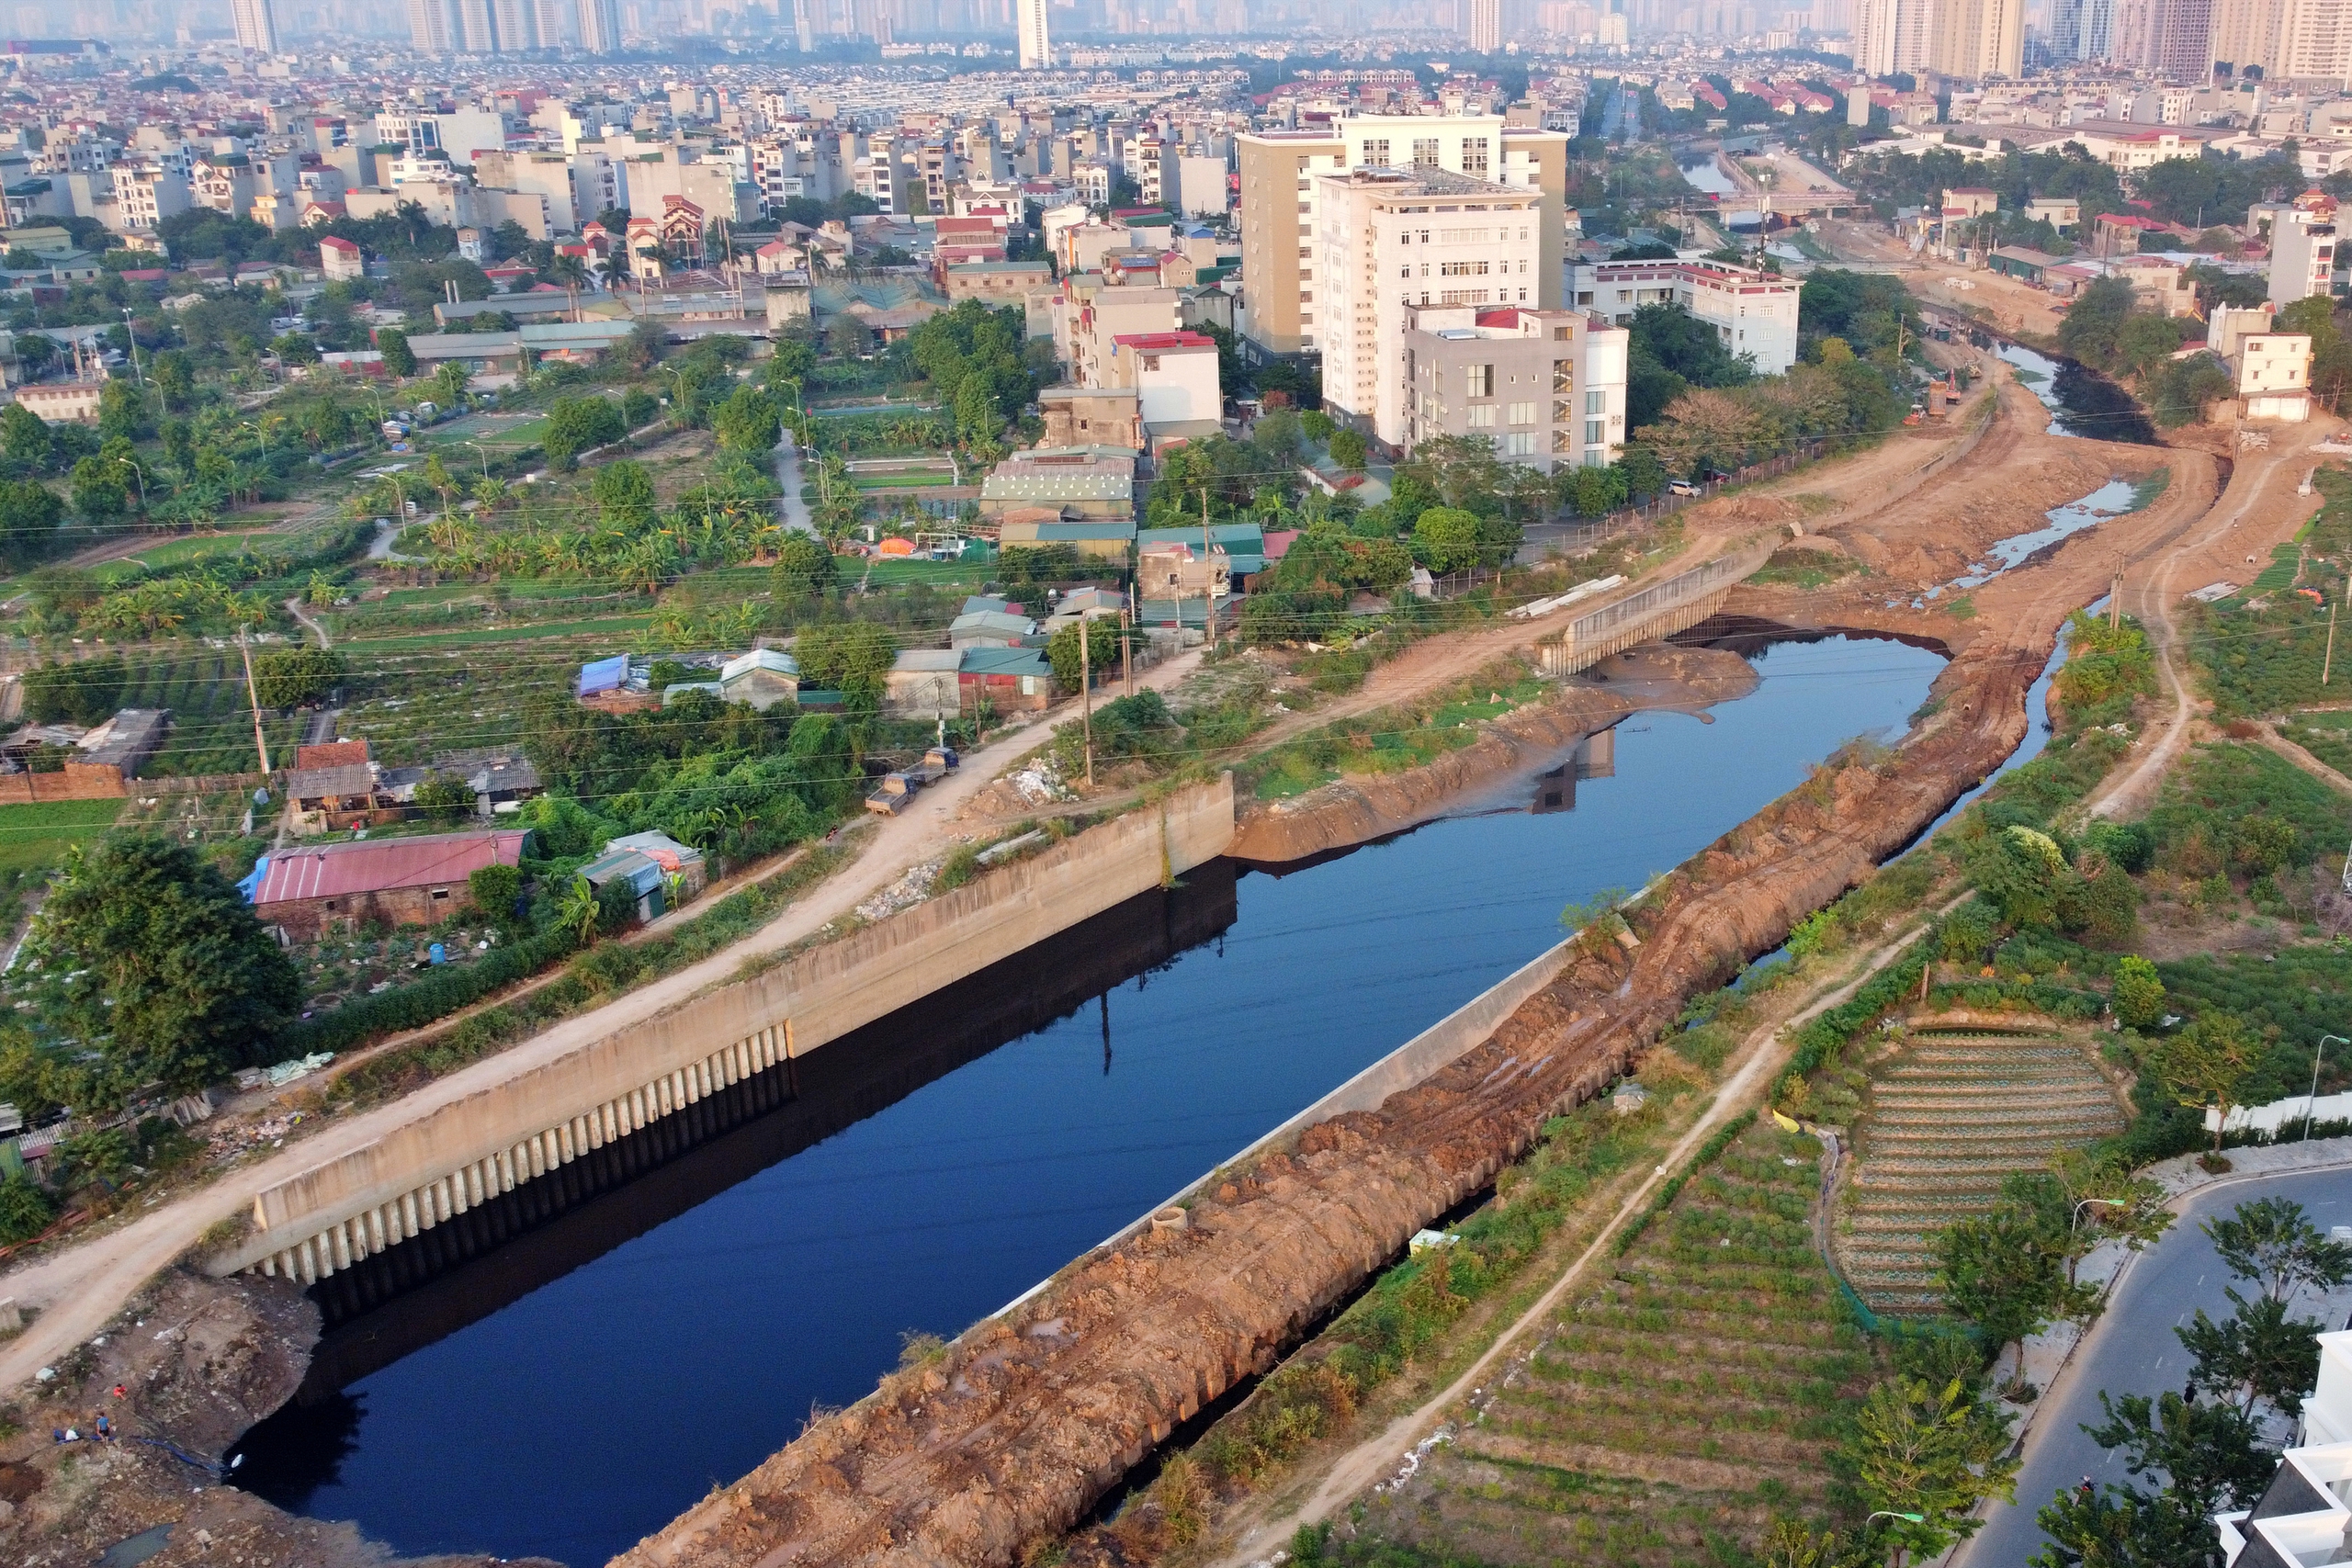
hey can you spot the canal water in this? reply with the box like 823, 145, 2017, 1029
1996, 341, 2159, 445
230, 631, 1950, 1566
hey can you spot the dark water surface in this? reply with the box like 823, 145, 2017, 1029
1996, 341, 2159, 445
232, 632, 1949, 1565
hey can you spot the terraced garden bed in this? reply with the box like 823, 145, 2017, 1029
1349, 1121, 1874, 1568
1835, 1027, 2125, 1316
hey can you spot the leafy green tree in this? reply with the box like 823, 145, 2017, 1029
0, 1173, 52, 1244
413, 770, 476, 821
468, 862, 522, 920
621, 386, 658, 430
1328, 426, 1367, 470
2202, 1196, 2352, 1304
30, 836, 302, 1105
542, 394, 627, 468
2179, 1288, 2324, 1416
2154, 1014, 2257, 1153
714, 384, 782, 455
376, 326, 415, 378
251, 645, 346, 708
795, 619, 899, 712
96, 378, 147, 441
2111, 955, 2167, 1030
2147, 353, 2233, 427
2234, 814, 2297, 875
1, 402, 51, 469
0, 478, 62, 568
2057, 276, 2137, 373
591, 458, 658, 529
771, 533, 837, 606
69, 454, 128, 521
1937, 1206, 2071, 1381
1413, 506, 1484, 574
1046, 615, 1118, 692
2029, 1479, 2219, 1568
1847, 1375, 2019, 1565
1965, 823, 2075, 931
432, 360, 469, 406
2082, 1388, 2273, 1517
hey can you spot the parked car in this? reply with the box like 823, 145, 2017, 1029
1668, 478, 1701, 497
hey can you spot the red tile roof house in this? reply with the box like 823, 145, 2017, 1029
250, 829, 529, 942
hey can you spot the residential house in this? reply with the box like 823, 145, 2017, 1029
885, 649, 962, 721
957, 646, 1055, 714
250, 829, 530, 942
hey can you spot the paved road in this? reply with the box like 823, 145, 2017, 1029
774, 438, 815, 535
1962, 1166, 2352, 1567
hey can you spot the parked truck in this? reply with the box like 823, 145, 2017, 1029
862, 747, 960, 816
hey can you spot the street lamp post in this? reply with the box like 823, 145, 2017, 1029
120, 457, 146, 513
2308, 1036, 2348, 1142
463, 439, 491, 483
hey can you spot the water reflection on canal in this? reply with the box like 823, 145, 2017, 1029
232, 630, 1950, 1566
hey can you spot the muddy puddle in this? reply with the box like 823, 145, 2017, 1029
229, 631, 1948, 1565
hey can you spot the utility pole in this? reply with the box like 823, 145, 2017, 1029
238, 628, 273, 775
1200, 485, 1216, 659
2327, 600, 2339, 686
2109, 562, 2123, 630
1122, 596, 1134, 696
1080, 614, 1094, 790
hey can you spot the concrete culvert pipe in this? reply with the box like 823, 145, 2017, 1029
1150, 1207, 1187, 1234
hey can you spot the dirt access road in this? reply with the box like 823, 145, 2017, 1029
0, 646, 1217, 1391
2090, 438, 2327, 819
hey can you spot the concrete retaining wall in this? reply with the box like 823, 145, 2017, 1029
215, 776, 1237, 1284
1539, 542, 1774, 677
1078, 916, 1590, 1268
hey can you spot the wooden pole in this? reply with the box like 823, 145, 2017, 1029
1122, 598, 1134, 696
239, 628, 272, 776
1080, 615, 1094, 790
1201, 486, 1216, 659
2327, 601, 2339, 686
2109, 566, 2123, 629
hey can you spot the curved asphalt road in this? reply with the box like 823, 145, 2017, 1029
1962, 1166, 2352, 1567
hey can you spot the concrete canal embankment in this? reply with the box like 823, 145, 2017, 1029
210, 777, 1238, 1287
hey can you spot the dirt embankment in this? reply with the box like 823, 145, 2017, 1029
0, 1269, 553, 1568
1227, 647, 1759, 864
609, 610, 2044, 1568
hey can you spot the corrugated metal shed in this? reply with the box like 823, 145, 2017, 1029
252, 829, 528, 905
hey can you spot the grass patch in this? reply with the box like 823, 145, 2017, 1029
0, 797, 124, 874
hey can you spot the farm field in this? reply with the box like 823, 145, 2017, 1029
1353, 1120, 1874, 1568
0, 797, 126, 875
335, 651, 573, 765
1834, 1027, 2125, 1315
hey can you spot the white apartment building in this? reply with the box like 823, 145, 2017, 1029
1400, 304, 1630, 470
1237, 114, 1570, 359
1017, 0, 1050, 68
2221, 1330, 2352, 1564
1568, 259, 1801, 376
108, 161, 189, 231
2252, 190, 2339, 306
1316, 165, 1544, 446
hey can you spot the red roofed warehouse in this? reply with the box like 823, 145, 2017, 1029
251, 829, 529, 942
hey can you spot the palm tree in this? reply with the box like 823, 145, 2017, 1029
545, 253, 591, 321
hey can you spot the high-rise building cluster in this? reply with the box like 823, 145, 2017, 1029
406, 0, 624, 52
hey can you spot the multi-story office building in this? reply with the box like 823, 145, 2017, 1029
579, 0, 623, 52
1567, 257, 1801, 375
1400, 304, 1630, 470
1469, 0, 1502, 49
231, 0, 278, 52
1018, 0, 1050, 68
1315, 164, 1544, 444
1856, 0, 2020, 76
1236, 113, 1570, 360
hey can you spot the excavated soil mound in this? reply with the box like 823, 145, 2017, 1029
615, 623, 2046, 1568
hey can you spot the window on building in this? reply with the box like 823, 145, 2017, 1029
1553, 429, 1574, 453
1507, 400, 1534, 424
1466, 364, 1494, 397
1463, 137, 1489, 176
1586, 390, 1606, 414
1412, 137, 1440, 167
1467, 404, 1497, 427
1362, 138, 1390, 165
1504, 432, 1536, 456
1584, 447, 1606, 468
1553, 358, 1573, 392
1587, 419, 1604, 445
